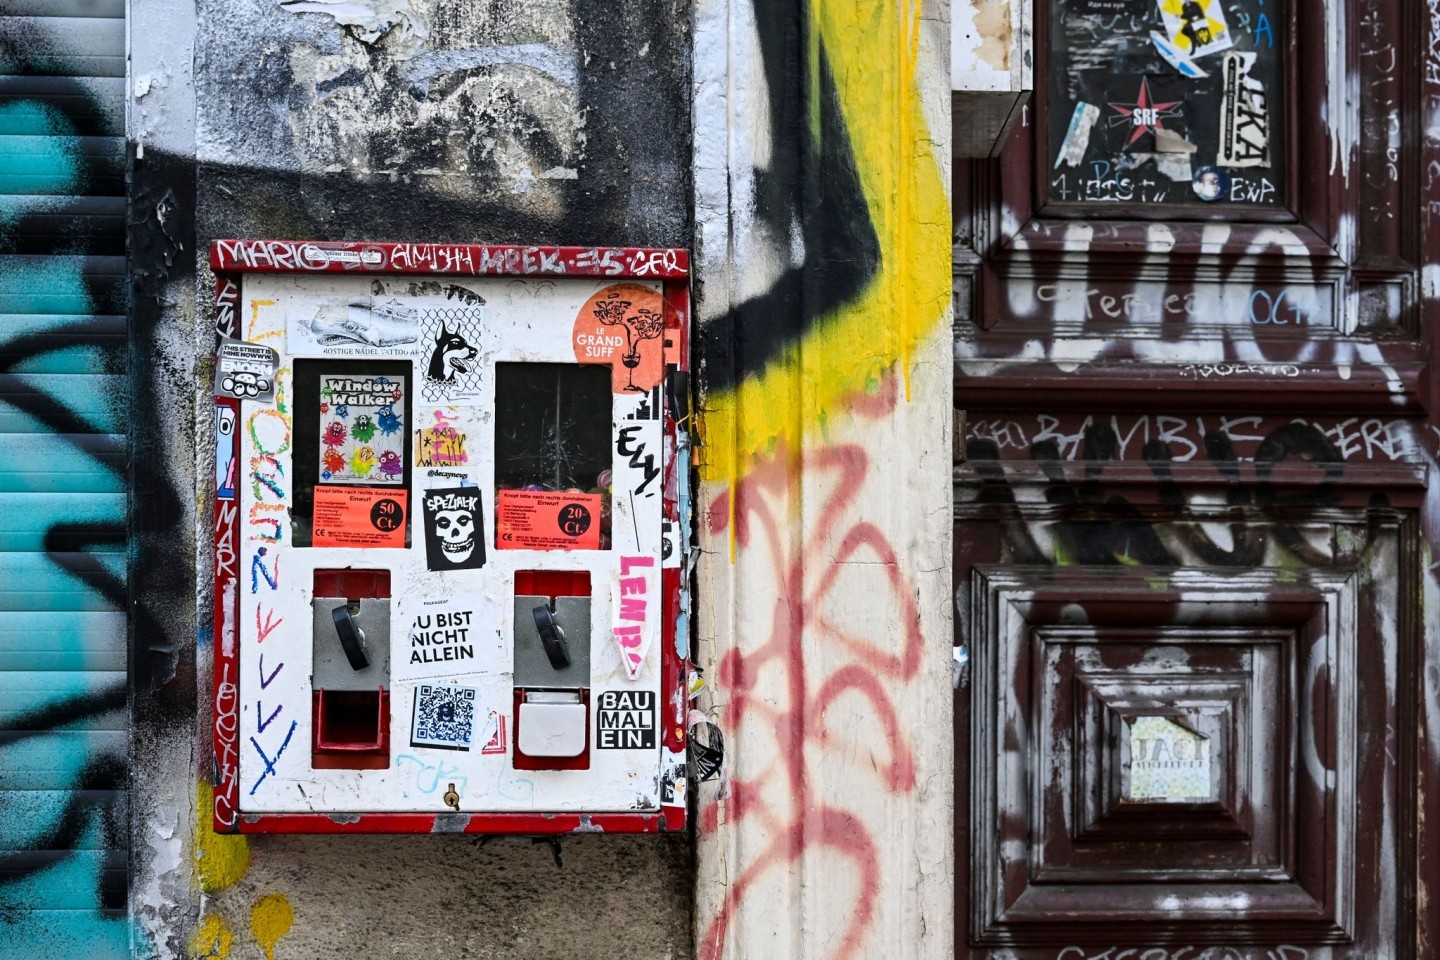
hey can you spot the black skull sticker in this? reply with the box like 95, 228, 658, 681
421, 487, 486, 571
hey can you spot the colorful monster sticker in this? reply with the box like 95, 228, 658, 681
318, 375, 406, 485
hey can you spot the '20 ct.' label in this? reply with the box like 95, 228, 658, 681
495, 490, 601, 550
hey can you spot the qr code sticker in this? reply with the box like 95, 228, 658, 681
410, 684, 477, 751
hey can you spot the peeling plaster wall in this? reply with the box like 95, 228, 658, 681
194, 0, 688, 247
124, 0, 694, 957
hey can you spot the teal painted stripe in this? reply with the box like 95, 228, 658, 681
0, 552, 124, 611
0, 611, 124, 671
0, 197, 126, 256
0, 312, 126, 367
0, 373, 125, 434
0, 909, 129, 959
0, 255, 125, 314
4, 342, 119, 375
0, 312, 124, 337
0, 857, 125, 909
0, 672, 126, 731
0, 850, 128, 912
0, 791, 124, 850
0, 732, 126, 791
0, 134, 124, 196
0, 493, 123, 551
0, 435, 124, 491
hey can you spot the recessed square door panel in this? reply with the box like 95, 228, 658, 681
970, 567, 1368, 945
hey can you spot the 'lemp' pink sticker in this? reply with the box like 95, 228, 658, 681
613, 555, 655, 680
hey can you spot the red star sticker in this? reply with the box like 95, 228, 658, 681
1109, 77, 1183, 148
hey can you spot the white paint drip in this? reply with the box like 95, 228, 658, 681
1326, 4, 1353, 180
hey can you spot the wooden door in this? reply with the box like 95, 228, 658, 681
953, 0, 1435, 956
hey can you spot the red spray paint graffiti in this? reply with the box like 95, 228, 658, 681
699, 418, 924, 960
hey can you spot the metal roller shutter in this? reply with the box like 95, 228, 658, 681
0, 0, 130, 954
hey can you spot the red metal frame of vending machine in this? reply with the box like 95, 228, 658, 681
210, 240, 691, 834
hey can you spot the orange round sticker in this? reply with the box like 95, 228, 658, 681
572, 283, 665, 393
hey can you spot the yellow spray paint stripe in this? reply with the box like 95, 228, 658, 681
700, 0, 950, 487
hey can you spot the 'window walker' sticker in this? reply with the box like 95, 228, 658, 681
496, 490, 602, 550
319, 375, 406, 485
313, 486, 407, 548
216, 337, 279, 402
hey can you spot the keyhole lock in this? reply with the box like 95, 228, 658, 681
532, 603, 571, 670
332, 602, 371, 671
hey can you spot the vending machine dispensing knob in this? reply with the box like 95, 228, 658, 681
532, 604, 572, 670
331, 603, 371, 671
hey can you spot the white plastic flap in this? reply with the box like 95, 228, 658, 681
518, 701, 587, 757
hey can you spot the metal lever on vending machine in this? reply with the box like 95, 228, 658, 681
531, 603, 571, 670
331, 603, 371, 671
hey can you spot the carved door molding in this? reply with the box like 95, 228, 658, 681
954, 0, 1434, 956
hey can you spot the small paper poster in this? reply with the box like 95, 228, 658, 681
393, 594, 502, 682
313, 486, 407, 548
1127, 716, 1212, 801
318, 375, 406, 486
292, 297, 422, 356
496, 490, 602, 550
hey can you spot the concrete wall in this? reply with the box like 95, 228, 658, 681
127, 1, 696, 957
690, 2, 955, 959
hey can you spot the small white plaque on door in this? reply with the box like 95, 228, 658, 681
1126, 715, 1211, 802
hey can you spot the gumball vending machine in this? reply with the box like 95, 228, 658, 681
210, 240, 691, 833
